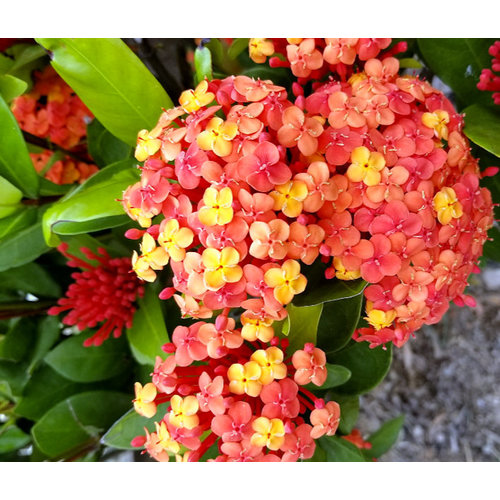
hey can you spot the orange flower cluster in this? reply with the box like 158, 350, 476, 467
12, 65, 97, 184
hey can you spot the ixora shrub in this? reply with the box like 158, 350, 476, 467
0, 38, 498, 462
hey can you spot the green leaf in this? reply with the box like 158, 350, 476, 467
102, 407, 162, 450
317, 292, 364, 354
42, 159, 140, 245
0, 262, 61, 298
318, 435, 366, 462
0, 318, 37, 362
32, 390, 131, 458
397, 58, 422, 69
0, 94, 39, 198
28, 316, 61, 374
305, 443, 327, 462
194, 46, 213, 84
0, 74, 27, 102
228, 38, 250, 60
36, 38, 173, 146
0, 218, 49, 272
0, 206, 37, 240
327, 341, 392, 395
364, 415, 405, 459
86, 118, 131, 167
284, 302, 323, 354
0, 175, 23, 219
7, 44, 47, 88
0, 426, 31, 454
126, 284, 169, 365
327, 393, 359, 435
38, 177, 73, 196
0, 359, 30, 396
463, 104, 500, 158
303, 363, 351, 391
44, 332, 131, 383
417, 38, 495, 108
15, 365, 90, 421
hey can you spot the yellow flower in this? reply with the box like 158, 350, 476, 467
250, 347, 287, 385
154, 421, 180, 454
249, 38, 275, 63
333, 257, 361, 280
433, 187, 463, 225
158, 219, 194, 262
227, 361, 263, 397
198, 186, 234, 226
422, 110, 450, 140
264, 259, 307, 305
132, 233, 170, 282
168, 395, 199, 430
179, 80, 215, 114
365, 305, 397, 331
197, 117, 238, 157
250, 417, 285, 451
135, 129, 162, 162
270, 180, 309, 218
240, 314, 275, 343
346, 146, 386, 186
202, 247, 243, 291
133, 382, 157, 418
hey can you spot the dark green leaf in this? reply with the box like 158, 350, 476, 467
194, 46, 213, 84
0, 206, 37, 240
15, 365, 89, 421
36, 38, 173, 146
44, 332, 131, 383
0, 318, 37, 362
0, 425, 31, 454
327, 393, 359, 435
364, 415, 405, 459
0, 74, 27, 102
482, 227, 500, 262
86, 118, 131, 167
303, 363, 351, 391
0, 359, 30, 396
228, 38, 250, 60
0, 94, 39, 198
327, 341, 392, 395
7, 44, 47, 88
102, 406, 165, 450
126, 284, 169, 365
38, 177, 73, 196
32, 390, 131, 458
417, 39, 495, 108
318, 435, 366, 462
0, 262, 61, 298
305, 443, 327, 461
463, 104, 500, 158
284, 302, 323, 354
28, 316, 61, 373
317, 292, 364, 354
42, 159, 140, 245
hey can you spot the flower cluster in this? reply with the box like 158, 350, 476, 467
477, 40, 500, 105
48, 244, 144, 347
133, 337, 338, 462
11, 65, 97, 184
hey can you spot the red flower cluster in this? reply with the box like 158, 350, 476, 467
48, 244, 144, 347
477, 40, 500, 105
11, 65, 97, 184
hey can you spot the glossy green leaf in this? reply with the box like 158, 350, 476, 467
228, 38, 250, 60
0, 262, 61, 298
463, 104, 500, 158
305, 444, 327, 462
303, 363, 351, 391
318, 435, 366, 462
328, 393, 359, 435
42, 159, 140, 245
417, 39, 495, 107
364, 415, 405, 459
44, 332, 131, 383
0, 360, 30, 396
0, 206, 36, 240
126, 284, 169, 365
15, 365, 91, 421
7, 44, 47, 87
36, 38, 173, 146
28, 316, 61, 374
0, 175, 23, 219
86, 118, 131, 167
102, 406, 164, 450
284, 302, 323, 354
32, 391, 131, 458
0, 94, 39, 198
317, 292, 364, 354
0, 426, 31, 454
0, 318, 37, 362
327, 341, 392, 395
194, 46, 213, 84
38, 177, 73, 196
0, 219, 49, 272
0, 74, 27, 102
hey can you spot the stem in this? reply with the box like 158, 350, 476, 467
23, 131, 89, 164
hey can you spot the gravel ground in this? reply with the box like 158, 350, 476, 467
357, 264, 500, 462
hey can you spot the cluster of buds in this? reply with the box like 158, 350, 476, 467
48, 244, 144, 347
133, 337, 339, 462
477, 40, 500, 105
123, 38, 496, 460
11, 65, 97, 184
